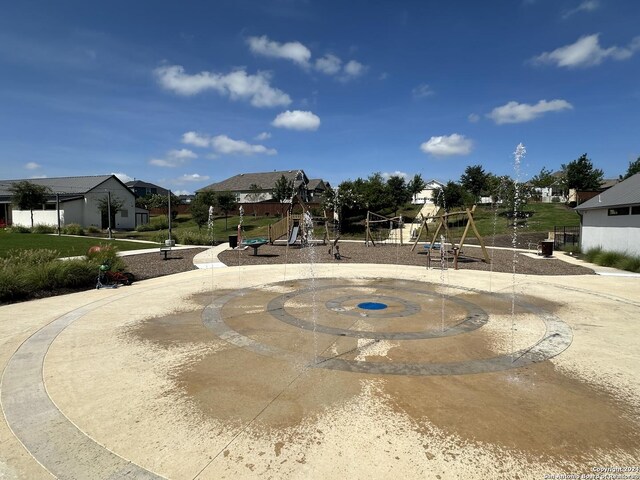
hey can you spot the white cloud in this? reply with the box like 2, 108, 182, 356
172, 189, 192, 196
182, 131, 211, 148
272, 110, 321, 131
342, 60, 367, 78
173, 173, 210, 185
532, 34, 640, 68
420, 134, 473, 157
468, 113, 480, 123
382, 171, 408, 180
487, 99, 573, 124
112, 172, 133, 183
412, 83, 435, 99
25, 162, 40, 170
154, 65, 292, 107
211, 135, 277, 156
315, 54, 342, 74
149, 148, 197, 167
247, 35, 311, 67
314, 54, 367, 81
562, 0, 599, 19
255, 131, 271, 140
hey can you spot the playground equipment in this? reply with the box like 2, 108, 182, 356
267, 197, 329, 246
365, 211, 405, 246
411, 205, 491, 268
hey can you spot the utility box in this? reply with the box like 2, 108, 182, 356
228, 235, 238, 248
538, 240, 554, 257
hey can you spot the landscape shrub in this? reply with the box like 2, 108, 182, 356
151, 231, 179, 245
0, 247, 123, 303
86, 225, 101, 234
180, 230, 212, 245
62, 224, 85, 236
136, 217, 169, 232
32, 224, 55, 234
8, 225, 31, 233
584, 247, 640, 273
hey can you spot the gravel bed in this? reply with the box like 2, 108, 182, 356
121, 248, 206, 281
218, 242, 594, 276
118, 240, 592, 283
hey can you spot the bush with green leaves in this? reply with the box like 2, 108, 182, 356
584, 247, 640, 273
32, 224, 55, 234
179, 230, 213, 245
151, 231, 179, 245
62, 224, 85, 235
136, 217, 169, 232
8, 225, 31, 233
86, 225, 101, 234
0, 244, 135, 303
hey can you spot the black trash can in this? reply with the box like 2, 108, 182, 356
538, 240, 554, 257
228, 235, 238, 248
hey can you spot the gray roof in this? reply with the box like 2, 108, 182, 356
307, 179, 330, 190
0, 175, 115, 196
575, 173, 640, 210
197, 170, 308, 193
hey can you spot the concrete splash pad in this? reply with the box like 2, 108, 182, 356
1, 264, 639, 479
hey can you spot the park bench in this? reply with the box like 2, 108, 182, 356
160, 246, 172, 260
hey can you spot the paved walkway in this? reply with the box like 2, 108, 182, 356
1, 260, 639, 479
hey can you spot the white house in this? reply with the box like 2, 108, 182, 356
574, 173, 640, 256
412, 179, 445, 204
0, 175, 141, 230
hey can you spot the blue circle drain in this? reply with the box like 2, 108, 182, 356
358, 302, 388, 310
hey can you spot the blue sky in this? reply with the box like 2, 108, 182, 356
1, 0, 639, 194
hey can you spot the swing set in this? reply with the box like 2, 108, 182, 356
364, 211, 405, 246
410, 205, 491, 268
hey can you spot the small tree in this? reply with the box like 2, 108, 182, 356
431, 181, 470, 211
147, 193, 180, 220
562, 154, 604, 191
246, 183, 264, 216
407, 174, 426, 203
460, 165, 489, 202
529, 166, 556, 188
216, 191, 237, 230
190, 191, 216, 229
273, 175, 294, 215
385, 175, 411, 216
96, 196, 125, 231
622, 156, 640, 180
9, 181, 50, 228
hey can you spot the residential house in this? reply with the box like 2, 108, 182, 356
197, 170, 311, 203
0, 175, 143, 229
412, 180, 445, 204
307, 179, 331, 202
574, 173, 640, 256
126, 180, 169, 198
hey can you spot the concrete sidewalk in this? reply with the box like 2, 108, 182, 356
1, 264, 639, 479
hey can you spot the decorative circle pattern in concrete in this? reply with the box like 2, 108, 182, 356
202, 279, 573, 376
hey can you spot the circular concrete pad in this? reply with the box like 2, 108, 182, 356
1, 264, 639, 479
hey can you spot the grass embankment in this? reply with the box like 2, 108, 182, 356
114, 214, 275, 244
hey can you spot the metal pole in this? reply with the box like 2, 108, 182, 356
56, 194, 61, 236
107, 191, 112, 239
168, 190, 172, 243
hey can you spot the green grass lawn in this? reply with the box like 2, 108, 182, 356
0, 230, 158, 258
470, 202, 580, 238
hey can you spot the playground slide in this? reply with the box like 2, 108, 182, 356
287, 225, 300, 245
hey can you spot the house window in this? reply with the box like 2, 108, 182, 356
608, 207, 629, 216
632, 206, 640, 215
120, 209, 129, 218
